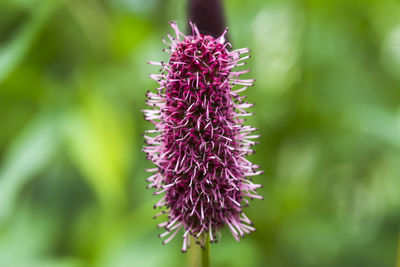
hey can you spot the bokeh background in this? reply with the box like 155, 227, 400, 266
1, 0, 400, 266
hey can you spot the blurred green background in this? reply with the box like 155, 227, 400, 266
1, 0, 400, 266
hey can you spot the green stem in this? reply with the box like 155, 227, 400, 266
201, 235, 210, 267
397, 226, 400, 267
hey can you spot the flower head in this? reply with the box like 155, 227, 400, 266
143, 22, 262, 252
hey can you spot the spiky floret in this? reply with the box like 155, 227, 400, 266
143, 22, 262, 252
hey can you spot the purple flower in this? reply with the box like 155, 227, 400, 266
143, 22, 262, 252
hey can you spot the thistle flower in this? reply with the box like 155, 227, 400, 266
143, 22, 262, 252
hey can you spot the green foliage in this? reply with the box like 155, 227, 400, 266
0, 0, 400, 266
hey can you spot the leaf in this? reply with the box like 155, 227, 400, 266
344, 104, 400, 149
62, 93, 132, 211
0, 0, 61, 85
0, 201, 84, 267
0, 113, 59, 223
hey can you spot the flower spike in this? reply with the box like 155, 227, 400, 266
143, 22, 262, 252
